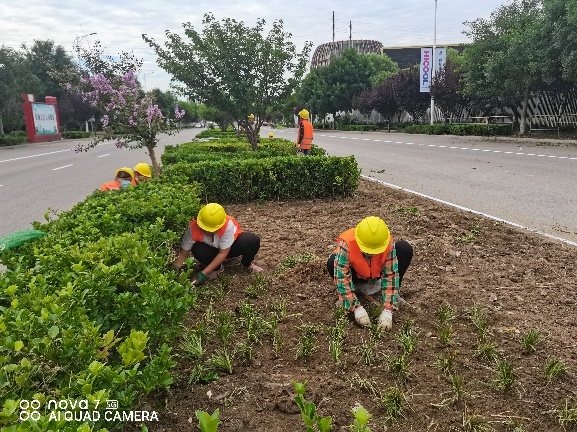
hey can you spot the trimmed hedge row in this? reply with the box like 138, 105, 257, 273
162, 155, 360, 202
340, 124, 379, 131
0, 135, 28, 146
403, 123, 513, 136
0, 181, 202, 430
161, 138, 326, 165
195, 129, 237, 139
62, 130, 91, 139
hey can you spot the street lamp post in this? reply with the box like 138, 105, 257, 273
142, 71, 154, 92
430, 0, 437, 125
73, 32, 97, 50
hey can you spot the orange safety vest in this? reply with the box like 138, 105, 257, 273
189, 216, 243, 242
100, 181, 121, 191
298, 120, 314, 150
335, 228, 393, 279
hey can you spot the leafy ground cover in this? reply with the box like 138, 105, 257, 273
131, 178, 576, 432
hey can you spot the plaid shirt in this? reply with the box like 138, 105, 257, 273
334, 239, 399, 312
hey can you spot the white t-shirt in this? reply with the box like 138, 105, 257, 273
181, 219, 237, 251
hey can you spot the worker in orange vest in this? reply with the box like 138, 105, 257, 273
99, 167, 135, 191
327, 217, 413, 330
296, 109, 313, 155
133, 162, 152, 183
170, 203, 263, 285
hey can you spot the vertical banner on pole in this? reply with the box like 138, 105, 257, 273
420, 48, 432, 93
436, 48, 447, 74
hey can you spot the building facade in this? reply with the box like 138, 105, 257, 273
310, 40, 384, 69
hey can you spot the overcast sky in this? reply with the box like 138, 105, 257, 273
3, 0, 507, 94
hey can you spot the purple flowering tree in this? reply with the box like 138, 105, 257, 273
71, 70, 185, 177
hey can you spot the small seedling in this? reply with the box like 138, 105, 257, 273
433, 350, 458, 376
278, 252, 319, 273
356, 335, 378, 365
387, 353, 411, 381
437, 323, 454, 346
437, 303, 458, 324
462, 410, 494, 432
346, 373, 379, 397
549, 398, 577, 427
295, 324, 319, 360
476, 342, 500, 365
270, 296, 289, 319
544, 357, 566, 382
327, 315, 347, 365
350, 405, 372, 431
196, 408, 220, 432
520, 329, 541, 353
457, 224, 481, 243
396, 206, 419, 216
216, 311, 235, 348
208, 348, 234, 374
467, 304, 490, 341
434, 374, 466, 407
292, 381, 333, 432
379, 386, 405, 424
245, 273, 267, 298
396, 320, 418, 355
188, 363, 218, 384
494, 360, 515, 392
235, 340, 254, 364
180, 330, 204, 359
264, 313, 283, 354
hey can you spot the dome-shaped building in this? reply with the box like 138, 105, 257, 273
310, 40, 384, 69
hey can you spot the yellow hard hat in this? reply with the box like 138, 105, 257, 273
197, 203, 227, 232
115, 167, 134, 181
134, 162, 151, 178
247, 114, 255, 119
298, 109, 309, 119
269, 133, 274, 137
355, 217, 391, 254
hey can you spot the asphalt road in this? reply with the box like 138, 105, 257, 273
0, 128, 202, 237
274, 128, 577, 245
2, 127, 576, 246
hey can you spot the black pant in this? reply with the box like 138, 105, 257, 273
326, 240, 413, 284
191, 232, 260, 268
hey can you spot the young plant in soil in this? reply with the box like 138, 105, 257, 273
236, 299, 265, 345
544, 357, 566, 382
189, 363, 218, 384
437, 303, 458, 324
356, 335, 378, 365
180, 330, 204, 359
211, 274, 232, 302
396, 205, 420, 216
433, 350, 458, 376
475, 341, 500, 365
350, 405, 373, 432
217, 311, 235, 348
208, 348, 234, 374
296, 324, 320, 360
387, 353, 411, 381
244, 273, 267, 298
235, 340, 254, 364
457, 223, 481, 244
520, 329, 541, 353
378, 386, 405, 424
493, 359, 516, 392
270, 296, 290, 319
265, 313, 283, 354
467, 304, 490, 341
292, 380, 333, 432
437, 323, 454, 346
327, 314, 347, 365
347, 373, 379, 397
277, 252, 319, 274
396, 320, 418, 355
196, 408, 220, 432
549, 398, 577, 428
441, 374, 466, 406
462, 406, 494, 432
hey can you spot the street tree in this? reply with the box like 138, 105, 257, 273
462, 0, 549, 134
197, 104, 232, 131
430, 59, 468, 121
392, 66, 430, 123
71, 70, 185, 176
543, 0, 577, 85
58, 92, 96, 131
143, 13, 311, 149
150, 88, 177, 116
365, 53, 399, 86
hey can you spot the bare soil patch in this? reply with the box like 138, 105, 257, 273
133, 178, 577, 431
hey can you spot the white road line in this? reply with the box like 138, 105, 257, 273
493, 150, 502, 153
362, 175, 577, 248
339, 136, 348, 139
559, 157, 568, 159
0, 149, 70, 163
450, 146, 458, 149
547, 155, 557, 158
505, 151, 513, 154
97, 154, 110, 158
515, 152, 525, 155
537, 155, 546, 157
460, 147, 469, 150
395, 141, 403, 144
428, 144, 437, 147
471, 148, 480, 151
350, 138, 359, 140
384, 140, 392, 143
482, 149, 491, 152
406, 142, 414, 145
438, 145, 447, 148
52, 164, 74, 171
371, 139, 380, 141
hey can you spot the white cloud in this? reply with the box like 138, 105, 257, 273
2, 0, 506, 92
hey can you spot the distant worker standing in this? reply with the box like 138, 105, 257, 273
296, 109, 314, 155
327, 217, 413, 331
99, 167, 136, 191
134, 162, 152, 183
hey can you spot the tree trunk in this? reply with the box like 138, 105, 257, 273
519, 85, 531, 136
147, 144, 161, 177
0, 115, 4, 136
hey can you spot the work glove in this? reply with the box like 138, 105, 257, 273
354, 306, 371, 327
165, 262, 181, 274
377, 309, 393, 331
192, 272, 207, 286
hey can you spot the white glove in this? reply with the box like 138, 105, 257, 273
354, 306, 371, 327
378, 309, 393, 331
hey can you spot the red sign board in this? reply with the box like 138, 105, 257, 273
22, 94, 62, 143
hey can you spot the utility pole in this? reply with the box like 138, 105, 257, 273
430, 0, 438, 125
332, 11, 335, 58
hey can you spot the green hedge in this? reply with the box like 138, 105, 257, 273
161, 138, 326, 165
0, 135, 28, 146
403, 123, 513, 136
162, 155, 360, 202
195, 129, 237, 139
340, 124, 379, 131
0, 181, 202, 430
62, 130, 91, 139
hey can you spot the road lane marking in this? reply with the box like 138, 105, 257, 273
0, 149, 70, 163
97, 154, 110, 158
52, 164, 74, 171
362, 175, 577, 248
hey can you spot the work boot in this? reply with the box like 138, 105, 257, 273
354, 306, 371, 327
206, 264, 225, 280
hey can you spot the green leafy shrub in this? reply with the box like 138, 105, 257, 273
162, 155, 360, 203
195, 129, 237, 139
340, 124, 378, 131
62, 130, 91, 139
403, 123, 512, 136
0, 135, 28, 146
